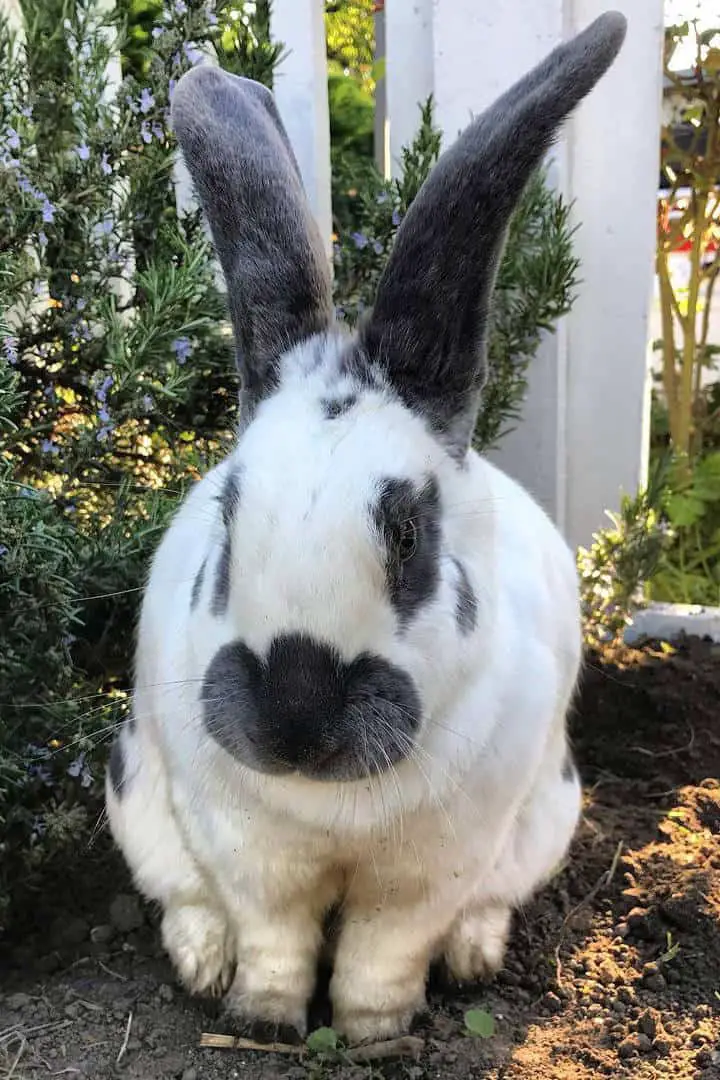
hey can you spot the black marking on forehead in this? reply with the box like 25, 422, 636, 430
218, 468, 242, 529
190, 556, 207, 611
451, 556, 478, 635
212, 537, 232, 617
374, 474, 442, 628
108, 735, 125, 796
321, 394, 357, 420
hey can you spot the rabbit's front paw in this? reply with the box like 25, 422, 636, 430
442, 902, 511, 983
162, 902, 235, 998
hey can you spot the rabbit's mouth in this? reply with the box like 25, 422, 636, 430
200, 632, 422, 782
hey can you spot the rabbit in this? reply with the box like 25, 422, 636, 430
105, 11, 627, 1045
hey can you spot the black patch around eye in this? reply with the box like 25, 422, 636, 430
190, 556, 207, 611
108, 735, 125, 796
212, 536, 232, 617
374, 474, 441, 627
451, 556, 477, 635
321, 394, 357, 420
218, 468, 242, 529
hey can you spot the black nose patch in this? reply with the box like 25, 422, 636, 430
201, 633, 421, 781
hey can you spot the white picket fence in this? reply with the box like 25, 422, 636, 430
2, 0, 666, 553
272, 0, 665, 553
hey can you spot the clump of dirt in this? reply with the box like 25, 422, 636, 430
1, 635, 719, 1079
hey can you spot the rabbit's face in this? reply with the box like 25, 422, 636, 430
197, 335, 471, 781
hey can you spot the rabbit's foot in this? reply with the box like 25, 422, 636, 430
162, 901, 236, 998
442, 902, 511, 983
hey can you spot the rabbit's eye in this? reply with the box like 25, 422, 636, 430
398, 519, 417, 561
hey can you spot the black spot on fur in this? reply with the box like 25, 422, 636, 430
191, 556, 207, 610
201, 633, 421, 781
561, 749, 576, 783
212, 537, 232, 617
108, 736, 125, 796
219, 469, 242, 529
451, 556, 478, 634
321, 394, 357, 420
373, 475, 441, 627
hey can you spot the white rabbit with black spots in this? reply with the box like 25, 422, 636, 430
106, 11, 627, 1044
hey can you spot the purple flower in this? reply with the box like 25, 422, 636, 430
41, 438, 59, 455
20, 105, 32, 119
0, 545, 8, 557
373, 240, 383, 255
183, 42, 204, 65
391, 208, 402, 227
152, 122, 164, 141
97, 406, 111, 423
100, 152, 112, 175
152, 26, 165, 38
76, 297, 86, 311
140, 121, 153, 144
142, 393, 155, 412
139, 87, 155, 114
43, 383, 55, 398
351, 231, 368, 250
208, 12, 218, 25
71, 101, 82, 114
18, 176, 32, 193
38, 230, 48, 246
172, 336, 192, 363
175, 0, 188, 13
95, 374, 114, 402
41, 199, 55, 224
68, 752, 93, 788
376, 192, 389, 205
6, 127, 20, 150
168, 78, 177, 100
75, 142, 90, 161
96, 425, 113, 443
2, 335, 18, 364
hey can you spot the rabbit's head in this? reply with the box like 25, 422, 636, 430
169, 13, 626, 782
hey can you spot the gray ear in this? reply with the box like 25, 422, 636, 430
171, 67, 333, 416
359, 11, 627, 459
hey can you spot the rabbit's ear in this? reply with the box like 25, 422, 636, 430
171, 67, 333, 415
360, 12, 627, 459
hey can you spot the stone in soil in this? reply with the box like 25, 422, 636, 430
109, 893, 144, 933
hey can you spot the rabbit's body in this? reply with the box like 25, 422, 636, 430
106, 12, 627, 1043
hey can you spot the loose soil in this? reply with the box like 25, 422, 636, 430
1, 635, 719, 1079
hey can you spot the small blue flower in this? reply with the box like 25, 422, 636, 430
373, 240, 383, 255
0, 545, 8, 557
140, 121, 153, 144
183, 42, 203, 65
142, 393, 155, 412
351, 231, 368, 250
175, 0, 188, 13
44, 384, 55, 398
172, 336, 192, 363
151, 122, 164, 141
152, 26, 165, 38
38, 229, 48, 246
41, 199, 55, 224
6, 127, 20, 150
139, 87, 155, 114
100, 152, 112, 175
76, 297, 86, 311
2, 335, 18, 364
41, 438, 59, 455
75, 142, 90, 161
391, 208, 402, 227
208, 12, 218, 25
96, 425, 113, 442
376, 192, 389, 205
168, 77, 178, 100
95, 374, 114, 402
98, 406, 111, 423
20, 105, 32, 119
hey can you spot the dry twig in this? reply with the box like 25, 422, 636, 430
116, 1011, 133, 1066
198, 1031, 425, 1062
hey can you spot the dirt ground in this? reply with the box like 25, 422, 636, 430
1, 634, 719, 1080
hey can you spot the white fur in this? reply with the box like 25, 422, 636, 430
106, 335, 582, 1043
